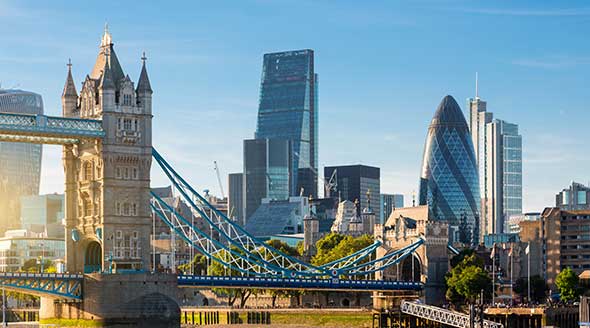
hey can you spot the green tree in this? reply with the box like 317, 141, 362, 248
445, 254, 491, 304
311, 233, 373, 266
514, 275, 548, 303
263, 240, 303, 307
178, 253, 208, 275
555, 267, 579, 302
208, 247, 256, 308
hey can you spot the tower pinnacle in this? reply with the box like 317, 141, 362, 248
62, 58, 77, 98
475, 72, 479, 99
101, 23, 112, 47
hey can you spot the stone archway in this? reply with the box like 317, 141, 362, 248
84, 241, 102, 273
400, 254, 422, 282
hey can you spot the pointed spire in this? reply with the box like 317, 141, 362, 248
136, 51, 153, 94
62, 58, 78, 98
101, 22, 112, 47
99, 53, 115, 90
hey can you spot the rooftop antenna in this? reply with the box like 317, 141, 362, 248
475, 72, 479, 99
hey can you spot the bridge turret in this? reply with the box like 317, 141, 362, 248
62, 59, 78, 117
98, 56, 116, 113
136, 52, 152, 116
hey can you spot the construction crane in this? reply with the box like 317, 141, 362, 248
213, 161, 225, 199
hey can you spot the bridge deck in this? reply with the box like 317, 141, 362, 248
178, 275, 422, 291
400, 301, 503, 328
0, 113, 104, 144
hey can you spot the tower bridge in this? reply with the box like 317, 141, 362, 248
0, 28, 434, 326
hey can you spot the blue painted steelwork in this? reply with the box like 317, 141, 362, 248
447, 243, 460, 255
178, 275, 422, 291
152, 148, 426, 278
0, 272, 83, 300
0, 113, 104, 144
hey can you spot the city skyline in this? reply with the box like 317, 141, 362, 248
1, 1, 589, 212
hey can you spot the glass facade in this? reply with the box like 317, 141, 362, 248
243, 139, 292, 222
556, 182, 590, 210
499, 120, 522, 220
419, 96, 480, 244
255, 49, 318, 198
0, 90, 43, 234
0, 237, 65, 272
324, 165, 380, 216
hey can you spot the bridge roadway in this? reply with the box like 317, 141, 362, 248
0, 273, 422, 301
178, 275, 422, 291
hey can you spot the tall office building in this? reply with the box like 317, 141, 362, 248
0, 89, 44, 233
255, 49, 318, 198
243, 139, 292, 222
324, 165, 380, 216
379, 194, 404, 224
468, 78, 523, 242
485, 119, 522, 235
419, 95, 480, 244
468, 87, 493, 241
228, 173, 244, 224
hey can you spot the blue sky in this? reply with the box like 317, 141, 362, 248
1, 0, 588, 212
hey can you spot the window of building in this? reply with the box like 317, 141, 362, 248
562, 191, 570, 205
132, 203, 137, 216
83, 162, 92, 181
82, 194, 92, 217
578, 191, 587, 205
116, 230, 123, 239
123, 119, 132, 130
123, 203, 130, 216
116, 202, 121, 215
132, 231, 138, 239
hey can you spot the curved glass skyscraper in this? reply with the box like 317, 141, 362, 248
419, 95, 480, 244
0, 89, 43, 234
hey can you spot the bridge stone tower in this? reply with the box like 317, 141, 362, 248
62, 26, 153, 273
374, 205, 449, 307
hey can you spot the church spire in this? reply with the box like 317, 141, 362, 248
136, 52, 153, 94
62, 58, 78, 98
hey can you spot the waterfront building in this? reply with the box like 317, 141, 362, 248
244, 196, 308, 240
0, 230, 65, 272
556, 181, 590, 210
255, 49, 318, 198
505, 212, 540, 234
379, 193, 404, 224
228, 173, 244, 224
324, 165, 380, 216
485, 119, 522, 236
20, 194, 64, 238
243, 138, 292, 222
541, 207, 590, 286
419, 95, 480, 244
0, 89, 44, 234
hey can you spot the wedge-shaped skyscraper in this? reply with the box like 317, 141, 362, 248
419, 95, 480, 244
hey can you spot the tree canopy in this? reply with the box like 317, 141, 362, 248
445, 254, 491, 304
311, 233, 373, 266
555, 267, 579, 302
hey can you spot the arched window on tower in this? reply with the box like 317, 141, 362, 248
83, 162, 92, 181
82, 193, 92, 217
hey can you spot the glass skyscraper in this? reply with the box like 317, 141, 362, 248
485, 119, 522, 234
0, 89, 43, 234
255, 49, 318, 198
243, 138, 293, 222
419, 95, 480, 244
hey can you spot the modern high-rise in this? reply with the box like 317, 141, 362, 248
485, 119, 522, 235
468, 80, 522, 242
556, 181, 590, 210
243, 138, 292, 222
419, 95, 480, 244
379, 194, 404, 224
227, 173, 244, 224
0, 89, 44, 234
324, 165, 380, 216
255, 49, 318, 198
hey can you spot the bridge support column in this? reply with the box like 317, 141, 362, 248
40, 273, 180, 327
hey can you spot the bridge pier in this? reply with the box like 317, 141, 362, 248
40, 273, 180, 327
